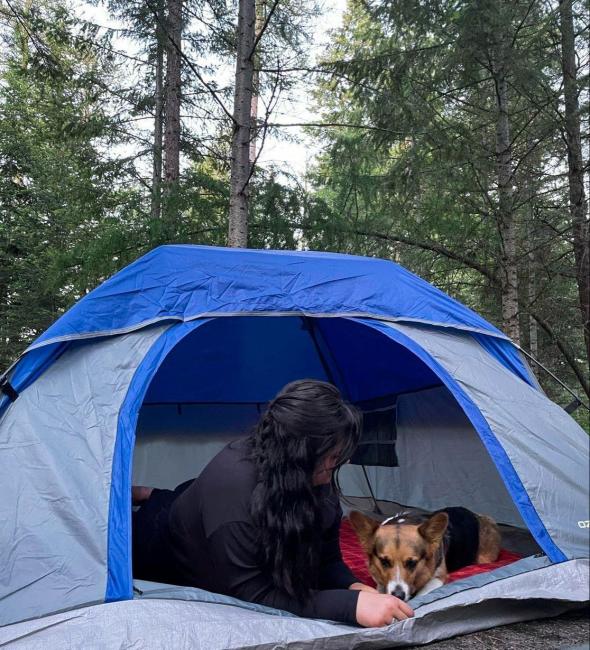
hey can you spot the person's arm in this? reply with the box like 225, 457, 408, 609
318, 509, 362, 590
318, 497, 380, 592
208, 521, 414, 626
207, 521, 361, 625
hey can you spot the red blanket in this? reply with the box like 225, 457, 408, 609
339, 517, 521, 588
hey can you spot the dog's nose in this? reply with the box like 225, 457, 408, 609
390, 586, 406, 600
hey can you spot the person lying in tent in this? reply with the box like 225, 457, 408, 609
131, 379, 414, 627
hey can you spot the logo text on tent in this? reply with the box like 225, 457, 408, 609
578, 520, 590, 529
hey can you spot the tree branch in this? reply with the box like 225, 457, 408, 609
530, 310, 590, 398
266, 121, 415, 136
297, 225, 498, 283
249, 0, 281, 60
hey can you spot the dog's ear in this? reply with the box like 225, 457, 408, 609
348, 510, 380, 551
418, 512, 449, 546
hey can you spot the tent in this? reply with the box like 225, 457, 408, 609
0, 244, 588, 648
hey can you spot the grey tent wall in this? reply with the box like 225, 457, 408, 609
0, 326, 167, 627
133, 428, 241, 489
132, 403, 261, 488
386, 322, 590, 560
338, 385, 524, 527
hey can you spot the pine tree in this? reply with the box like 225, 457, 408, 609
0, 0, 132, 369
228, 0, 255, 247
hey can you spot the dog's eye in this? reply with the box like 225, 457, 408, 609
405, 559, 417, 571
379, 557, 391, 569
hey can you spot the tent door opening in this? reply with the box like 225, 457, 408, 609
132, 317, 526, 533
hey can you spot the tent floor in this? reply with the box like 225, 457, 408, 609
340, 495, 543, 557
2, 561, 587, 648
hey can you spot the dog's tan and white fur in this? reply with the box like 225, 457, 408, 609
349, 509, 501, 601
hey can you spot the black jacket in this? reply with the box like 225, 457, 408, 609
132, 439, 359, 625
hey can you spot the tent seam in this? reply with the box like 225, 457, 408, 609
24, 312, 510, 355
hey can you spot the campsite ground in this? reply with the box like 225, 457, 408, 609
410, 608, 589, 649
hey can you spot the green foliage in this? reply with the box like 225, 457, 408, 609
307, 0, 588, 402
0, 1, 137, 369
249, 169, 303, 249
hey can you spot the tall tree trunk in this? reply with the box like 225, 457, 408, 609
228, 0, 256, 248
151, 5, 165, 222
492, 41, 520, 344
163, 0, 182, 229
527, 214, 538, 366
249, 0, 266, 163
559, 0, 589, 370
524, 133, 539, 369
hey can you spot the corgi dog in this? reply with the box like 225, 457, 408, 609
349, 506, 501, 601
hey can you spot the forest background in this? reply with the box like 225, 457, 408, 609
0, 0, 588, 427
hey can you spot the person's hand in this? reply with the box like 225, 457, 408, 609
348, 582, 379, 593
355, 591, 414, 627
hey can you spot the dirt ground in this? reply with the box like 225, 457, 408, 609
409, 607, 589, 649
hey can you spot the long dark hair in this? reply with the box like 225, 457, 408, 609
248, 379, 361, 601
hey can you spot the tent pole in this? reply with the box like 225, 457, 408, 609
300, 317, 340, 387
361, 465, 383, 515
302, 317, 386, 517
519, 348, 589, 412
